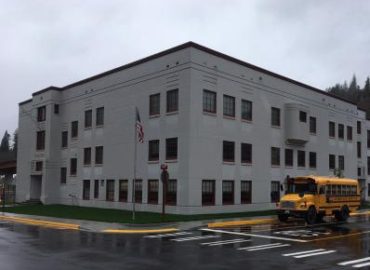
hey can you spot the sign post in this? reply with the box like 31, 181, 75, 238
161, 164, 169, 220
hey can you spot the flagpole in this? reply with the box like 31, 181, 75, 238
132, 107, 137, 221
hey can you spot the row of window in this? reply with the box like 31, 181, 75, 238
82, 179, 177, 205
271, 147, 317, 168
149, 89, 179, 116
329, 122, 354, 140
329, 154, 345, 170
84, 146, 104, 166
148, 138, 178, 161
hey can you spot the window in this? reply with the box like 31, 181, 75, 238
223, 95, 235, 117
329, 154, 335, 170
358, 167, 362, 177
271, 181, 280, 203
222, 180, 234, 205
35, 161, 43, 172
95, 146, 104, 165
148, 140, 159, 161
106, 179, 115, 201
271, 147, 280, 166
148, 179, 158, 204
241, 180, 252, 204
271, 107, 281, 127
298, 150, 305, 167
285, 149, 293, 167
60, 167, 67, 184
357, 141, 362, 158
203, 90, 216, 113
166, 138, 178, 160
241, 99, 252, 121
309, 152, 317, 169
134, 179, 142, 203
299, 111, 307, 122
83, 148, 91, 165
241, 143, 252, 164
329, 122, 335, 138
368, 157, 370, 175
119, 179, 128, 202
94, 180, 99, 199
223, 141, 235, 162
82, 180, 90, 200
37, 106, 46, 122
166, 89, 178, 113
347, 126, 353, 141
96, 107, 104, 126
54, 104, 59, 114
71, 121, 78, 138
367, 130, 370, 148
166, 179, 177, 205
202, 180, 215, 205
36, 131, 45, 150
357, 121, 362, 134
84, 110, 92, 128
149, 93, 160, 116
309, 117, 316, 134
338, 124, 344, 139
61, 131, 68, 148
339, 155, 345, 171
70, 158, 77, 176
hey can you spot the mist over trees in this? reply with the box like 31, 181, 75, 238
327, 75, 370, 117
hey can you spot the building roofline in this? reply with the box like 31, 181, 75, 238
19, 98, 32, 106
27, 41, 364, 111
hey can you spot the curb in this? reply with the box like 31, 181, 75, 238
207, 218, 276, 228
102, 228, 179, 234
0, 215, 80, 230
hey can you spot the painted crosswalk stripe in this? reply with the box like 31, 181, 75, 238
338, 257, 370, 266
293, 250, 336, 258
201, 239, 252, 246
144, 232, 192, 238
283, 249, 326, 257
238, 243, 290, 251
172, 235, 220, 242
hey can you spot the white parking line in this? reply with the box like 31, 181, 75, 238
293, 250, 336, 258
200, 228, 308, 243
144, 232, 192, 238
283, 249, 326, 257
353, 261, 370, 268
338, 257, 370, 266
247, 244, 290, 252
237, 243, 288, 251
202, 239, 252, 246
172, 235, 220, 242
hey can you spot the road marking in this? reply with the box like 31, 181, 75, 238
338, 257, 370, 266
144, 232, 192, 238
200, 228, 308, 243
353, 261, 370, 268
172, 235, 220, 242
283, 249, 326, 257
238, 243, 284, 250
247, 244, 290, 252
201, 239, 252, 246
309, 231, 370, 242
293, 250, 336, 258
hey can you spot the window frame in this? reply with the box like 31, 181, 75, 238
271, 181, 280, 203
241, 143, 252, 164
70, 158, 77, 176
95, 146, 104, 165
241, 180, 252, 204
37, 106, 46, 122
61, 131, 68, 148
309, 116, 316, 134
119, 179, 128, 202
149, 93, 160, 116
223, 141, 235, 162
222, 180, 234, 205
241, 99, 252, 121
166, 89, 179, 113
106, 179, 115, 201
83, 147, 92, 166
82, 180, 90, 200
148, 179, 159, 204
84, 109, 92, 128
60, 167, 67, 184
36, 130, 46, 151
203, 90, 217, 114
96, 107, 105, 126
202, 180, 215, 206
223, 95, 235, 118
166, 179, 177, 205
148, 140, 160, 161
297, 150, 306, 168
309, 152, 317, 169
271, 147, 280, 166
271, 107, 281, 127
71, 121, 78, 138
166, 138, 178, 160
285, 149, 293, 167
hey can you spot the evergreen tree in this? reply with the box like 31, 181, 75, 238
12, 129, 18, 155
364, 77, 370, 94
0, 131, 10, 152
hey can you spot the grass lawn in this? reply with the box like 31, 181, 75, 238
3, 204, 275, 224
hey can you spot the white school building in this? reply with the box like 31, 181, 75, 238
16, 42, 370, 214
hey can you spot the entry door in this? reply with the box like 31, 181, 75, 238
30, 176, 42, 200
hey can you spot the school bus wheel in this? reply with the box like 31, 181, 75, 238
305, 206, 317, 225
278, 213, 289, 222
335, 205, 349, 222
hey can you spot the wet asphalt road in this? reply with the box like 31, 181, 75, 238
1, 215, 370, 270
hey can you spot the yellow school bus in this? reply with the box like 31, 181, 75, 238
277, 175, 360, 224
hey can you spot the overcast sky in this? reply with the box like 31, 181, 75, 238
1, 0, 370, 140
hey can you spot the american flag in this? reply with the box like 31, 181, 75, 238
136, 107, 144, 143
